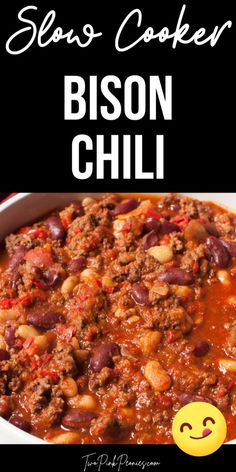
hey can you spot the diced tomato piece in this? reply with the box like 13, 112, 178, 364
192, 261, 200, 273
18, 226, 48, 239
30, 358, 41, 371
217, 385, 227, 398
14, 289, 46, 307
0, 298, 13, 309
103, 286, 115, 294
56, 324, 76, 342
41, 370, 59, 384
40, 353, 52, 365
159, 235, 170, 245
13, 294, 32, 307
171, 215, 190, 230
105, 249, 118, 260
23, 336, 34, 350
159, 394, 173, 408
24, 247, 53, 268
95, 279, 102, 288
15, 339, 23, 348
77, 283, 99, 302
33, 229, 48, 239
227, 381, 235, 391
18, 226, 32, 234
61, 213, 73, 229
145, 208, 162, 220
166, 329, 182, 343
30, 353, 52, 372
120, 282, 129, 290
74, 226, 82, 234
120, 222, 131, 233
32, 279, 47, 289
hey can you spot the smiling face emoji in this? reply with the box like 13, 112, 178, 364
172, 402, 227, 456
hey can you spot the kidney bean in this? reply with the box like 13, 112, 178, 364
193, 341, 210, 357
7, 246, 27, 272
204, 223, 219, 238
179, 393, 214, 406
158, 220, 180, 236
68, 256, 86, 273
157, 268, 193, 285
4, 326, 16, 347
9, 272, 20, 293
206, 236, 231, 268
42, 269, 60, 287
28, 311, 65, 329
170, 202, 181, 211
70, 200, 84, 216
9, 416, 31, 433
46, 216, 66, 240
131, 283, 151, 305
0, 349, 10, 361
143, 230, 159, 250
62, 409, 97, 429
90, 343, 120, 373
221, 239, 236, 257
145, 218, 161, 233
113, 199, 139, 216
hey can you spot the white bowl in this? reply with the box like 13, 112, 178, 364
0, 192, 236, 444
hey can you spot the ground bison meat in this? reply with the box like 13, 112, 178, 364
0, 355, 25, 393
49, 344, 77, 376
5, 234, 35, 256
0, 374, 7, 395
23, 378, 52, 414
32, 396, 64, 429
89, 367, 114, 390
214, 212, 236, 236
170, 363, 218, 394
107, 250, 159, 283
90, 413, 120, 437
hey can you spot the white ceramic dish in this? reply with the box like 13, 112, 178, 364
0, 192, 236, 445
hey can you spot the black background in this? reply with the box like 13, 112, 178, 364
0, 444, 235, 471
1, 0, 235, 192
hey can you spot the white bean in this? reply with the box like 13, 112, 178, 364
0, 308, 19, 323
16, 325, 40, 339
144, 360, 171, 392
219, 358, 236, 373
140, 331, 162, 355
33, 335, 50, 354
50, 432, 81, 444
82, 197, 96, 207
147, 245, 173, 264
61, 276, 78, 295
68, 394, 97, 410
60, 377, 78, 398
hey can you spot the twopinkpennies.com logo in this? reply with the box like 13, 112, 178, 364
82, 453, 161, 472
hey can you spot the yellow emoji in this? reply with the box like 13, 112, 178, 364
172, 402, 227, 456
